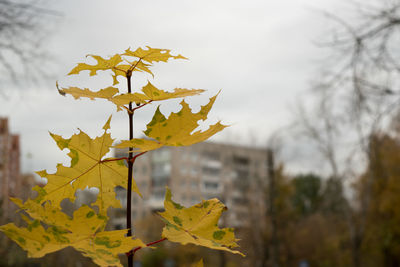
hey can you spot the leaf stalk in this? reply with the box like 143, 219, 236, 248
125, 237, 167, 257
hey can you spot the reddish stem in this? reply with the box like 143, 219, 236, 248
132, 100, 153, 112
100, 157, 129, 163
100, 152, 146, 164
126, 237, 167, 257
128, 58, 143, 73
131, 151, 147, 163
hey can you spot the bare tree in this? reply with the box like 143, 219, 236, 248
293, 86, 342, 179
293, 1, 400, 266
316, 0, 400, 132
0, 0, 60, 94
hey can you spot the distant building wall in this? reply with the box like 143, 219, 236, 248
0, 118, 21, 221
112, 142, 268, 230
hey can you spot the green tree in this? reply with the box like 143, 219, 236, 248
291, 174, 322, 216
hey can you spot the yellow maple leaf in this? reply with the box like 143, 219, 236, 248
68, 54, 127, 85
58, 86, 119, 101
11, 195, 76, 230
68, 54, 122, 76
0, 204, 145, 267
59, 81, 205, 112
36, 116, 141, 211
114, 93, 227, 152
67, 47, 186, 85
123, 46, 187, 63
110, 81, 205, 109
108, 92, 148, 110
140, 82, 204, 100
158, 188, 244, 256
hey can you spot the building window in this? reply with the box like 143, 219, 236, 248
203, 151, 220, 161
152, 162, 171, 177
152, 178, 168, 187
203, 181, 219, 191
152, 148, 171, 162
233, 155, 250, 166
234, 169, 249, 180
202, 166, 220, 176
233, 196, 246, 205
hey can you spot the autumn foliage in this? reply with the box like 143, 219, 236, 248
0, 47, 242, 266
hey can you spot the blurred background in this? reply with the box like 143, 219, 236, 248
1, 0, 400, 266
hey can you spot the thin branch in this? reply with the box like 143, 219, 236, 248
0, 0, 60, 92
132, 100, 153, 112
100, 157, 129, 163
125, 237, 167, 257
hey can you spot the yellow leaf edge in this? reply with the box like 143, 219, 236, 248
159, 187, 245, 257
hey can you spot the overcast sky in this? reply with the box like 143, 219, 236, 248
1, 0, 345, 174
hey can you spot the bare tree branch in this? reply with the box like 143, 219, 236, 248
294, 1, 400, 266
0, 0, 61, 94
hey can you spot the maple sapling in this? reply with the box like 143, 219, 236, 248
0, 46, 244, 267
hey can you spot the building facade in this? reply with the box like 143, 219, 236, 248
0, 118, 21, 221
112, 141, 268, 230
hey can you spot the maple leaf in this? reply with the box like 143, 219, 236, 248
123, 46, 187, 63
68, 54, 126, 85
58, 86, 119, 101
68, 54, 122, 76
114, 93, 227, 152
110, 81, 205, 109
36, 116, 141, 211
67, 47, 186, 85
11, 195, 77, 230
158, 188, 244, 256
0, 204, 145, 267
58, 81, 205, 111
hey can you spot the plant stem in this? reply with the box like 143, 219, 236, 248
126, 73, 134, 267
132, 100, 153, 112
100, 157, 129, 163
126, 237, 167, 257
100, 153, 146, 164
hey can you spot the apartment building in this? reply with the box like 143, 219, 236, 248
0, 118, 21, 221
112, 141, 268, 229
